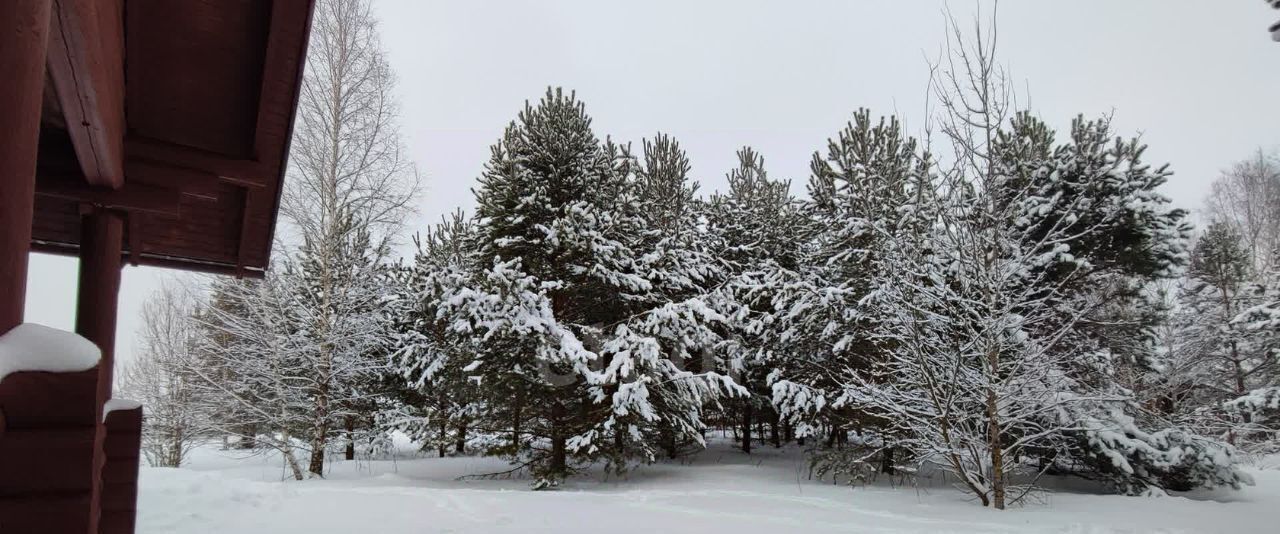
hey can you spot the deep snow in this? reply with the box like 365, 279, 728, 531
137, 438, 1279, 533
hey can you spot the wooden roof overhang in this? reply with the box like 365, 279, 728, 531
32, 0, 316, 278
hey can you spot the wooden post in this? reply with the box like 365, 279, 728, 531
0, 0, 52, 334
77, 209, 125, 405
76, 208, 125, 534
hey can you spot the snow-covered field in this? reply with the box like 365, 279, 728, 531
138, 439, 1280, 534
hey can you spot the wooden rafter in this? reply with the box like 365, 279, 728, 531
46, 0, 125, 189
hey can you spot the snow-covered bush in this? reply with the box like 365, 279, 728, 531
1067, 408, 1253, 494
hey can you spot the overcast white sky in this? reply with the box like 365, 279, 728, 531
23, 0, 1280, 371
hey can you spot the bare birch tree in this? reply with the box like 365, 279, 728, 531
189, 274, 314, 481
120, 280, 208, 468
277, 0, 419, 478
283, 0, 418, 244
1204, 150, 1280, 272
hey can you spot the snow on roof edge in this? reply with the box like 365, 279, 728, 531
0, 323, 101, 382
104, 398, 143, 422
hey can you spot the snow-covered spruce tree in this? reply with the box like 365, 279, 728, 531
1169, 223, 1267, 439
773, 15, 1245, 507
991, 113, 1191, 369
709, 147, 805, 454
1224, 261, 1280, 444
770, 109, 933, 478
460, 88, 632, 480
1142, 283, 1203, 425
1234, 248, 1280, 366
635, 133, 698, 235
386, 211, 483, 458
415, 89, 739, 483
941, 18, 1242, 502
628, 133, 742, 459
793, 105, 1124, 507
1175, 233, 1280, 451
847, 124, 1243, 506
987, 115, 1245, 499
1203, 153, 1280, 450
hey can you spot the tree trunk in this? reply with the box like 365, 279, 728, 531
240, 425, 257, 450
741, 402, 753, 454
281, 431, 305, 481
770, 411, 781, 448
986, 385, 1005, 509
308, 365, 330, 477
550, 402, 567, 476
438, 418, 449, 457
309, 388, 329, 477
171, 425, 184, 468
308, 435, 327, 477
879, 447, 895, 475
551, 435, 567, 476
512, 391, 523, 453
308, 326, 333, 478
344, 416, 356, 460
1225, 288, 1246, 445
455, 422, 467, 454
1231, 341, 1247, 395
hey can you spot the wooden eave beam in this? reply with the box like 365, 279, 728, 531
125, 159, 240, 202
253, 0, 316, 179
35, 172, 180, 217
46, 0, 125, 189
29, 240, 265, 278
125, 136, 268, 189
245, 0, 315, 275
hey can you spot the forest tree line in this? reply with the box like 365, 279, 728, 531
121, 1, 1279, 509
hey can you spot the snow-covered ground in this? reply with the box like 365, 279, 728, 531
138, 438, 1280, 534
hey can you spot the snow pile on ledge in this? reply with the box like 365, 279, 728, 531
0, 323, 100, 382
104, 398, 143, 421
